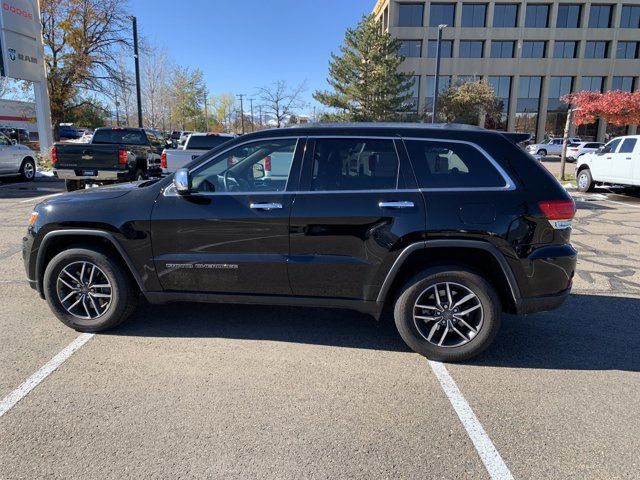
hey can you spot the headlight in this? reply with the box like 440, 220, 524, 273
28, 211, 38, 226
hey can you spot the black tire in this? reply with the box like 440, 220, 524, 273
19, 157, 36, 181
65, 179, 86, 192
537, 149, 547, 156
394, 267, 501, 362
43, 248, 138, 332
577, 168, 595, 192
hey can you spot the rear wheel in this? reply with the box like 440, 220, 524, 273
537, 149, 547, 156
19, 157, 36, 181
394, 267, 501, 362
577, 169, 594, 192
43, 248, 138, 332
65, 179, 86, 192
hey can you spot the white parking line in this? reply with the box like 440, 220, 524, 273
428, 360, 514, 480
0, 333, 94, 418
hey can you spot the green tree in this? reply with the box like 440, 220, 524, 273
66, 99, 110, 128
313, 14, 415, 121
169, 67, 206, 130
439, 80, 503, 125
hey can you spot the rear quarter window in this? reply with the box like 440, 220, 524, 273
187, 136, 232, 150
404, 139, 507, 189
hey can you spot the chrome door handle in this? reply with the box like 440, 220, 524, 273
379, 201, 414, 209
625, 157, 632, 160
250, 202, 283, 210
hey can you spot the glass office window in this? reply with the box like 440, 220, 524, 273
457, 75, 481, 84
405, 76, 421, 112
556, 5, 582, 27
617, 41, 639, 59
399, 40, 422, 58
620, 5, 640, 28
585, 41, 609, 58
581, 76, 604, 92
588, 5, 613, 28
525, 4, 550, 27
461, 3, 487, 27
427, 39, 453, 57
611, 76, 635, 92
553, 41, 577, 58
522, 41, 546, 57
398, 3, 425, 27
425, 75, 452, 112
459, 40, 484, 57
488, 76, 512, 112
517, 76, 542, 111
430, 3, 456, 26
493, 4, 519, 26
548, 76, 573, 110
491, 41, 515, 58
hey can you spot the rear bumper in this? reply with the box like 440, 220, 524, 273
516, 288, 571, 314
55, 169, 124, 181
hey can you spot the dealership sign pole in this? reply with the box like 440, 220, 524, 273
0, 0, 53, 155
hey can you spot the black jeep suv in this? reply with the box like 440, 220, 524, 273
23, 124, 577, 361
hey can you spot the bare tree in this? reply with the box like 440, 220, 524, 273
257, 80, 307, 128
141, 45, 173, 130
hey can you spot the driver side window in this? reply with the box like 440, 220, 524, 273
0, 135, 10, 146
190, 138, 297, 193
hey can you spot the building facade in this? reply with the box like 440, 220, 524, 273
373, 0, 640, 141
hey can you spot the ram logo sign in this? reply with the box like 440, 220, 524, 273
0, 0, 41, 82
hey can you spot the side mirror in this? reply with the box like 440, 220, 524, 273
253, 163, 265, 179
174, 168, 192, 195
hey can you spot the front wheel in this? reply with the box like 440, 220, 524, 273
537, 149, 547, 156
577, 169, 594, 192
43, 248, 138, 332
394, 267, 501, 362
20, 158, 36, 181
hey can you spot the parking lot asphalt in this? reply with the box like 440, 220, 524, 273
1, 176, 639, 479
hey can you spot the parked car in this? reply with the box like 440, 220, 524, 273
0, 127, 31, 143
576, 135, 640, 191
0, 133, 37, 181
161, 132, 234, 174
58, 125, 83, 139
52, 127, 164, 191
24, 123, 577, 362
566, 142, 604, 163
79, 130, 94, 143
525, 137, 582, 156
178, 131, 194, 145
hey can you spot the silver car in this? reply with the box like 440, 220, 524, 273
566, 141, 604, 162
526, 137, 582, 156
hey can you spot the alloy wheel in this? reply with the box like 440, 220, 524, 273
413, 282, 483, 348
56, 261, 112, 320
23, 161, 35, 179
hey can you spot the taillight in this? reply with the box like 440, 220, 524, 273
539, 200, 576, 220
118, 149, 128, 164
161, 152, 167, 169
264, 155, 271, 171
51, 146, 58, 164
569, 148, 578, 152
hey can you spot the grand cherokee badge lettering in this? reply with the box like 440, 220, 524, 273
166, 263, 238, 270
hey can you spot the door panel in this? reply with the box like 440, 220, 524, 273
610, 138, 636, 183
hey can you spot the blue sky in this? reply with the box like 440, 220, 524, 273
130, 0, 375, 114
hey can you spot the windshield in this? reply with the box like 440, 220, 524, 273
92, 129, 147, 145
187, 136, 232, 150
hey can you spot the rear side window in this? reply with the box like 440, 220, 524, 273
585, 143, 601, 148
311, 138, 399, 191
404, 140, 507, 189
187, 135, 232, 150
619, 138, 637, 153
93, 129, 147, 145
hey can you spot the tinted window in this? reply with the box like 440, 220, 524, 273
585, 143, 602, 148
525, 4, 550, 27
556, 4, 581, 27
617, 41, 639, 59
430, 3, 456, 26
460, 40, 484, 57
92, 129, 147, 145
399, 40, 422, 58
462, 3, 486, 27
493, 4, 518, 27
585, 41, 609, 58
399, 3, 424, 26
427, 39, 453, 57
491, 41, 515, 58
581, 76, 604, 92
190, 139, 297, 193
406, 140, 506, 188
522, 41, 546, 58
187, 135, 233, 150
619, 138, 637, 153
588, 5, 612, 28
310, 139, 399, 191
620, 5, 640, 27
612, 76, 635, 92
606, 139, 622, 152
553, 41, 577, 58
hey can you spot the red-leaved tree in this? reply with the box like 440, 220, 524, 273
561, 90, 640, 126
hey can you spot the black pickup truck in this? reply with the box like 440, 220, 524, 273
52, 127, 164, 191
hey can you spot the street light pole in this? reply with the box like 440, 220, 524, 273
237, 94, 246, 134
249, 98, 255, 132
432, 24, 447, 124
131, 16, 143, 128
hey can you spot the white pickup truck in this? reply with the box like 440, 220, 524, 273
576, 135, 640, 192
161, 133, 234, 174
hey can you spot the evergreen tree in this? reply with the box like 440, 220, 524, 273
313, 15, 415, 121
439, 81, 503, 125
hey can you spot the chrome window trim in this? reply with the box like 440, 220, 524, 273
401, 136, 516, 191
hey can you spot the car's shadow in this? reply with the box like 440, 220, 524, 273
112, 293, 640, 372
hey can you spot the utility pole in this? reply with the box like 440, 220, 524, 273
131, 16, 143, 128
237, 94, 245, 134
249, 98, 255, 132
432, 24, 447, 123
259, 105, 263, 127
